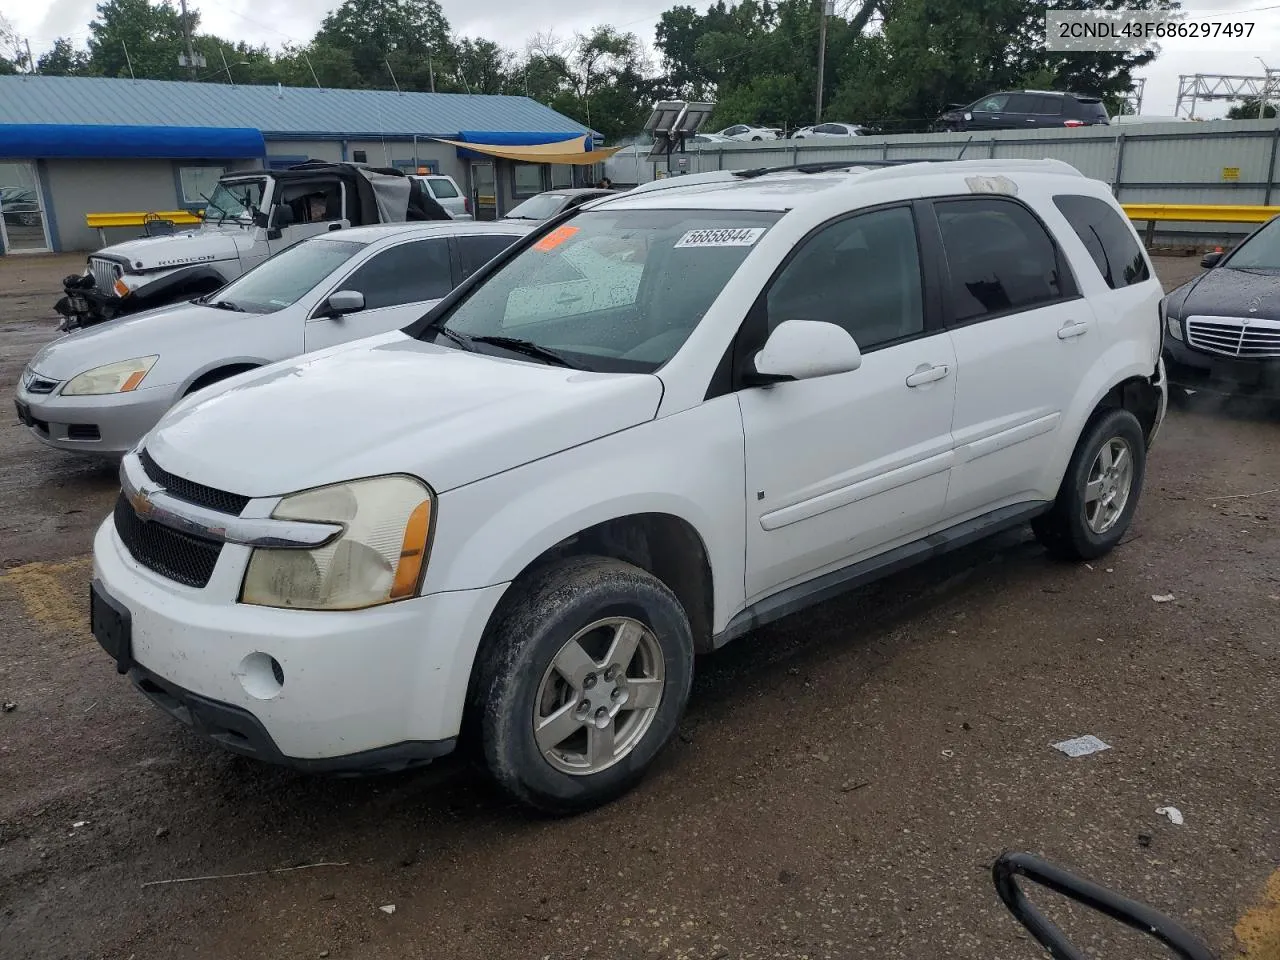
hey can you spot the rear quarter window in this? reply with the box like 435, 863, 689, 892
1073, 98, 1109, 120
1052, 194, 1150, 289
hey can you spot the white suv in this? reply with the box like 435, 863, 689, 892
90, 159, 1166, 813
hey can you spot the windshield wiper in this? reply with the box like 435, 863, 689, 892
206, 299, 244, 312
432, 326, 475, 351
200, 192, 229, 225
469, 335, 578, 368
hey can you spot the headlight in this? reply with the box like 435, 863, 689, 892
62, 356, 158, 396
241, 475, 434, 611
1162, 299, 1183, 342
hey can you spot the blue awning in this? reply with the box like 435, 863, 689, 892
0, 124, 267, 159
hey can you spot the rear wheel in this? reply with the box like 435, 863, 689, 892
1033, 408, 1147, 561
477, 556, 694, 815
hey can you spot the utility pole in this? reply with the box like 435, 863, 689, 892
427, 46, 435, 92
815, 0, 833, 124
385, 57, 402, 94
179, 0, 197, 79
219, 46, 234, 86
24, 38, 35, 74
121, 39, 136, 79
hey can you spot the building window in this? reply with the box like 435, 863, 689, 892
352, 150, 368, 163
512, 163, 544, 197
177, 165, 227, 207
549, 164, 573, 189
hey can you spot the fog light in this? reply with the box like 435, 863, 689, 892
236, 652, 285, 700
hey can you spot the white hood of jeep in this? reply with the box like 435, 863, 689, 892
144, 333, 664, 496
98, 226, 251, 272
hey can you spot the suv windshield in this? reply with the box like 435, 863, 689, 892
430, 208, 782, 372
1225, 217, 1280, 270
505, 194, 569, 221
209, 238, 366, 313
204, 178, 266, 222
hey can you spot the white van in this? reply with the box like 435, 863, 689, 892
412, 175, 472, 220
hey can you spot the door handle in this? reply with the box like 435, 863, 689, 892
905, 363, 951, 387
1057, 318, 1090, 339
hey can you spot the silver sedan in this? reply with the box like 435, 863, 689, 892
14, 220, 529, 457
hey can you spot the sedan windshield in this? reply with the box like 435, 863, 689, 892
505, 194, 569, 221
1226, 217, 1280, 270
431, 208, 782, 372
209, 239, 366, 314
204, 179, 266, 222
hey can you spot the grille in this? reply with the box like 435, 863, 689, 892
89, 257, 121, 292
1186, 316, 1280, 360
113, 494, 222, 588
140, 449, 251, 515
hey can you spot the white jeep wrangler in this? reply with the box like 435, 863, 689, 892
57, 161, 449, 330
91, 158, 1166, 813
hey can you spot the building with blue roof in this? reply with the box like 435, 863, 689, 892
0, 75, 602, 253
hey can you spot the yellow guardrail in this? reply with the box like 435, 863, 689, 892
1121, 203, 1279, 224
85, 210, 204, 228
85, 210, 204, 246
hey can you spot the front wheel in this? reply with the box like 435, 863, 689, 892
477, 556, 695, 814
1032, 408, 1147, 561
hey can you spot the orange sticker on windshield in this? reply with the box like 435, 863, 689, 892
534, 225, 579, 251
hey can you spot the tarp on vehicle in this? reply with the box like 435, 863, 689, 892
273, 160, 449, 222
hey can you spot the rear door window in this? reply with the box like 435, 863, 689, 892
457, 233, 521, 280
337, 238, 453, 309
1032, 95, 1064, 116
1052, 194, 1150, 289
1003, 94, 1037, 114
933, 197, 1073, 323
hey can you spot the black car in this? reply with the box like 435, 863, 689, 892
938, 90, 1110, 132
1162, 215, 1280, 402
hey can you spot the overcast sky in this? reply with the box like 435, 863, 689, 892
5, 0, 1280, 117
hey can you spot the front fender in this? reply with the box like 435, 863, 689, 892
424, 397, 748, 635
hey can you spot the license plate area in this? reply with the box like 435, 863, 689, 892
67, 295, 89, 313
90, 580, 133, 675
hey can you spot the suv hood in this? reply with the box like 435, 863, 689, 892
145, 334, 665, 497
96, 225, 251, 273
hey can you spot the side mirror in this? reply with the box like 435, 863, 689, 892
747, 319, 863, 385
322, 290, 365, 317
1200, 250, 1223, 269
993, 852, 1213, 960
272, 203, 296, 228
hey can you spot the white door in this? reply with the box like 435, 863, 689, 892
304, 237, 454, 351
0, 161, 52, 253
739, 205, 957, 601
269, 180, 351, 254
929, 196, 1099, 517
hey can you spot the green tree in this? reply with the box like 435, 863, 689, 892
36, 38, 93, 76
453, 37, 513, 95
86, 0, 190, 79
1227, 98, 1278, 120
314, 0, 454, 91
1, 14, 28, 73
546, 26, 662, 141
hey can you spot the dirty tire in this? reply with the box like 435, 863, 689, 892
1033, 407, 1147, 561
477, 556, 694, 815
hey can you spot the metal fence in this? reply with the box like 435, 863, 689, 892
605, 118, 1280, 243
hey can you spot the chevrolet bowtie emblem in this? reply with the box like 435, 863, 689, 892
130, 480, 163, 520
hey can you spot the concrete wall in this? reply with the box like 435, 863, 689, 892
44, 158, 185, 251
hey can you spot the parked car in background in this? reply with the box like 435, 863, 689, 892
410, 174, 472, 219
1162, 214, 1280, 402
15, 221, 528, 456
503, 188, 617, 222
686, 133, 735, 145
712, 124, 782, 141
792, 123, 866, 138
56, 161, 451, 333
937, 91, 1109, 131
90, 158, 1163, 815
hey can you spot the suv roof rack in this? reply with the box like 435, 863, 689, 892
731, 158, 942, 179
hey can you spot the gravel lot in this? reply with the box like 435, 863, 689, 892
1, 252, 1278, 960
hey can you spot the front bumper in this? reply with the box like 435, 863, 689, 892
1163, 337, 1280, 401
14, 381, 176, 456
92, 517, 507, 766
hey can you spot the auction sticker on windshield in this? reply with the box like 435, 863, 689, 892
674, 227, 766, 248
534, 225, 580, 252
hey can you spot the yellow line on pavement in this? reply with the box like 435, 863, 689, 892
1238, 870, 1280, 958
0, 557, 92, 636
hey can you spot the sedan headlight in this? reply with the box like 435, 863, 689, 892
1161, 298, 1183, 341
242, 475, 434, 611
62, 356, 158, 396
